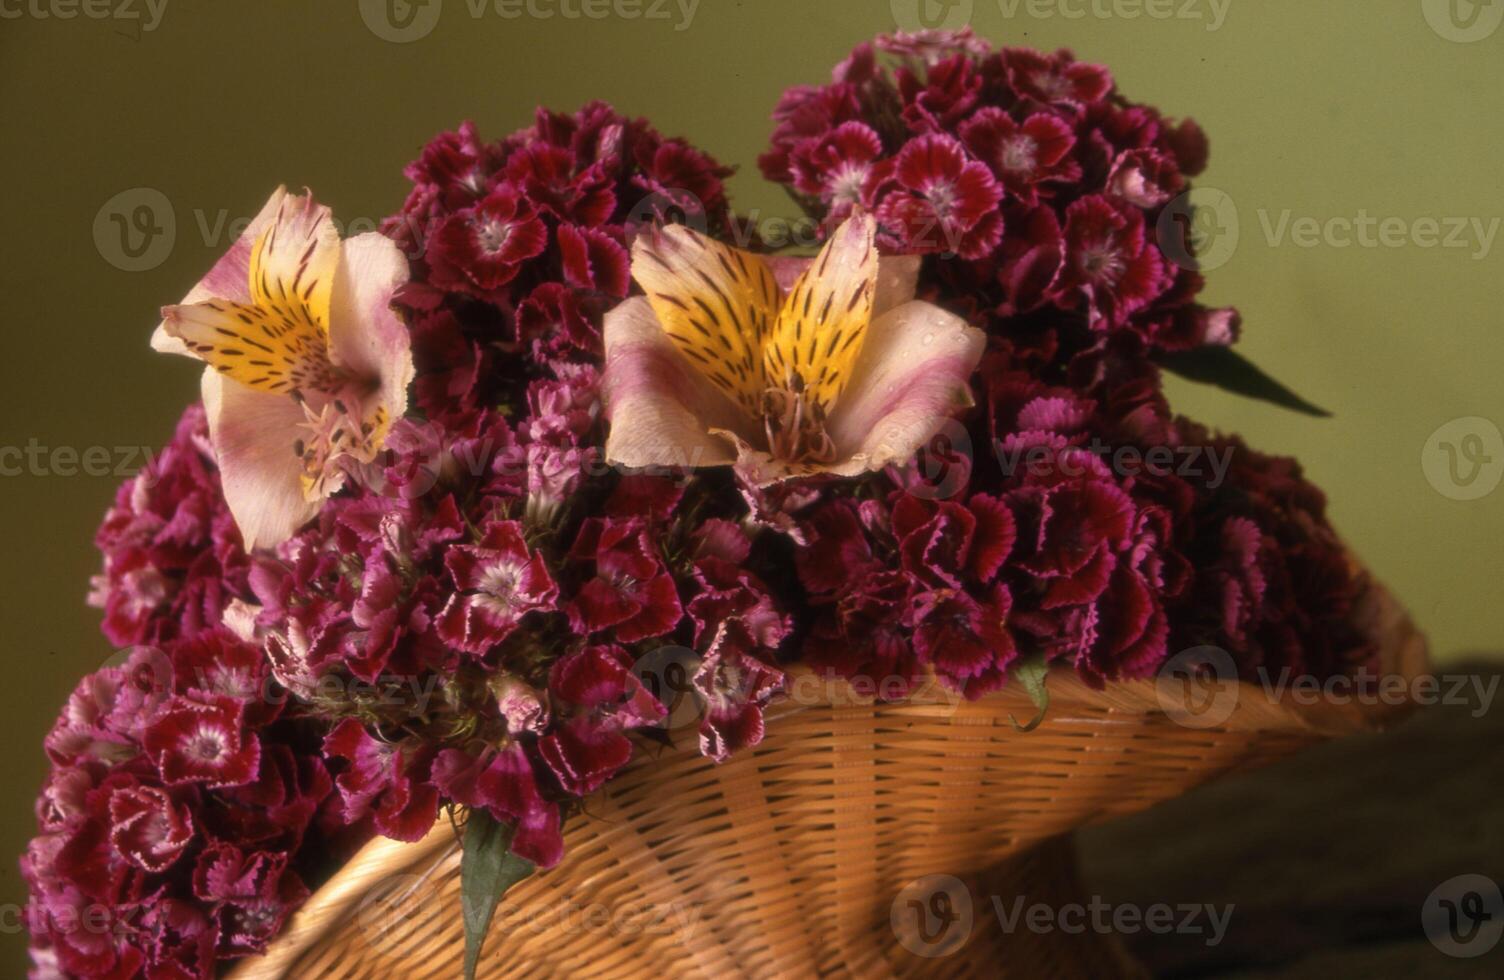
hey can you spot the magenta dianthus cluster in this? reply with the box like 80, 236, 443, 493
25, 31, 1371, 979
26, 409, 343, 978
759, 32, 1371, 695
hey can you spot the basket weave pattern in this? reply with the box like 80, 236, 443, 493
233, 576, 1425, 979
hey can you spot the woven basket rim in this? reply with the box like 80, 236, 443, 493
230, 569, 1427, 980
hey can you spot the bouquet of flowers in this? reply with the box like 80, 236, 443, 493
25, 28, 1384, 980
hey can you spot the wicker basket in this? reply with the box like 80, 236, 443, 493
232, 573, 1426, 980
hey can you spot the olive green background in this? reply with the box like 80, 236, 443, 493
1, 0, 1500, 971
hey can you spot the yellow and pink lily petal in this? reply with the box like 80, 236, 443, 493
601, 212, 984, 485
152, 188, 413, 550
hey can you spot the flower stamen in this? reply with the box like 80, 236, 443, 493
762, 372, 838, 466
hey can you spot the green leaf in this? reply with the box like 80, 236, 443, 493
1008, 653, 1051, 733
461, 810, 535, 980
1158, 346, 1331, 418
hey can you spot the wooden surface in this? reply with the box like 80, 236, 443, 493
1081, 664, 1504, 978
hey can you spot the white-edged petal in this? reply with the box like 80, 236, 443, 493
602, 297, 746, 470
825, 299, 984, 471
329, 232, 414, 453
152, 187, 290, 356
202, 370, 320, 551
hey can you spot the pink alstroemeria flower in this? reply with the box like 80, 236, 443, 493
153, 187, 414, 550
602, 212, 984, 485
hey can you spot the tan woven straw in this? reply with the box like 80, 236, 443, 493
232, 570, 1426, 979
